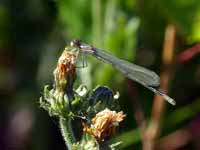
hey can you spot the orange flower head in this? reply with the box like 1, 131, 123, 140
55, 49, 77, 81
83, 108, 126, 141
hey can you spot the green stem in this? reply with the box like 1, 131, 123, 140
59, 118, 76, 150
92, 0, 103, 47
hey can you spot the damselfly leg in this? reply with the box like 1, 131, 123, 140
69, 45, 88, 68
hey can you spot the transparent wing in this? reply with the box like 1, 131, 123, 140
93, 48, 160, 87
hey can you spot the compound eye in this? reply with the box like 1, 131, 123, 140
70, 39, 81, 47
70, 41, 75, 47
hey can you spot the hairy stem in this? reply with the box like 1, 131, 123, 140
59, 118, 76, 150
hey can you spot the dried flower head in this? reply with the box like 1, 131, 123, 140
55, 49, 77, 81
83, 108, 126, 141
40, 48, 78, 118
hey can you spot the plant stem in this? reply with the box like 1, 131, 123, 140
59, 118, 76, 150
144, 24, 176, 150
92, 0, 103, 47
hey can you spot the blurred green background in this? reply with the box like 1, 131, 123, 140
1, 0, 200, 149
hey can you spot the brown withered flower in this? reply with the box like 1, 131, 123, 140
83, 108, 126, 141
55, 49, 77, 80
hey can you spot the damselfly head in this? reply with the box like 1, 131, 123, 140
70, 39, 95, 55
70, 39, 81, 48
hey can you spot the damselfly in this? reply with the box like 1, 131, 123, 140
70, 40, 176, 105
